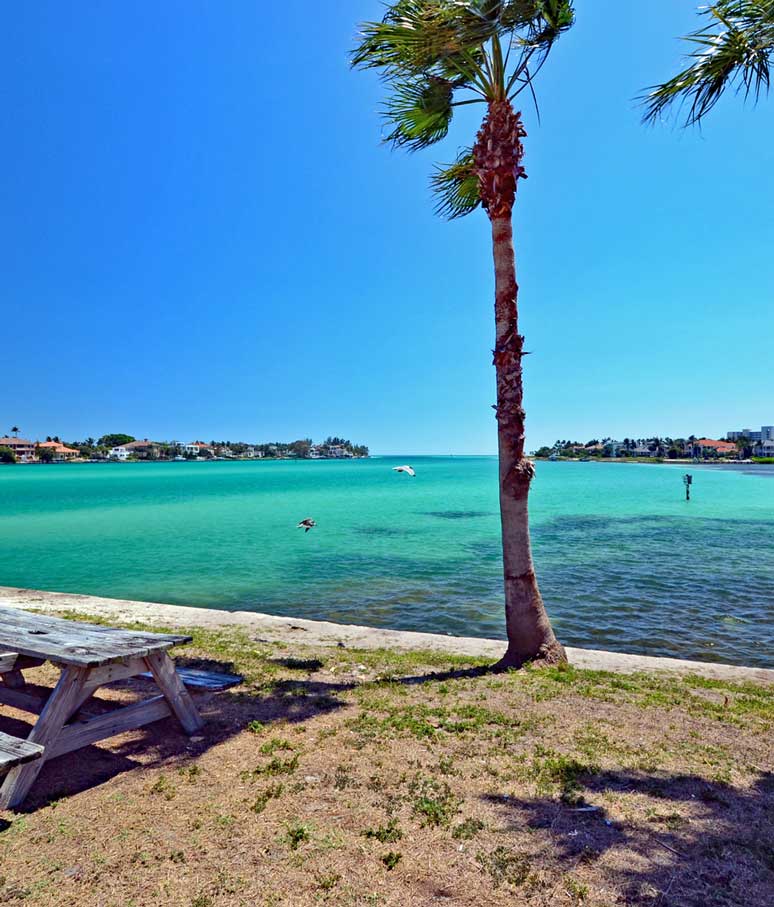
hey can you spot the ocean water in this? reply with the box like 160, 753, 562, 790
0, 457, 772, 668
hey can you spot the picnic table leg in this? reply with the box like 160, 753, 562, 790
143, 652, 203, 735
0, 665, 89, 810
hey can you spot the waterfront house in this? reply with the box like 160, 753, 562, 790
0, 436, 37, 462
184, 442, 213, 457
37, 441, 79, 461
693, 438, 737, 458
754, 439, 774, 457
110, 439, 161, 460
124, 439, 162, 459
327, 445, 354, 458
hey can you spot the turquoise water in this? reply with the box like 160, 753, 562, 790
0, 458, 772, 668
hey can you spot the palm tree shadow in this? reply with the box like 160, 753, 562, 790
483, 769, 774, 906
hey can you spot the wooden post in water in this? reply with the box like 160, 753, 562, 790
683, 473, 692, 501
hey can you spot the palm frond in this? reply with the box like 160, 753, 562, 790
642, 0, 774, 125
431, 150, 481, 218
384, 76, 456, 149
352, 0, 497, 77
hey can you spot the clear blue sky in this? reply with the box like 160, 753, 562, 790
2, 2, 772, 453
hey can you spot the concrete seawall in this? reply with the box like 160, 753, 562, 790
1, 586, 772, 685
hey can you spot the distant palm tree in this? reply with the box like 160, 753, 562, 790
643, 0, 774, 125
10, 426, 19, 437
354, 1, 574, 668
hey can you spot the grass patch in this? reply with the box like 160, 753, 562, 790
380, 851, 402, 870
452, 817, 485, 840
362, 818, 403, 844
476, 846, 532, 888
529, 746, 599, 804
283, 822, 312, 850
409, 775, 461, 827
252, 783, 284, 814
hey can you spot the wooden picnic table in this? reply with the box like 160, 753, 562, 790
0, 606, 203, 809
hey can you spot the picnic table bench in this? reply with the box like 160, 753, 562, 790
0, 606, 205, 809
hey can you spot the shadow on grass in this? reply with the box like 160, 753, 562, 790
0, 651, 500, 812
267, 656, 326, 672
483, 769, 774, 907
0, 663, 349, 812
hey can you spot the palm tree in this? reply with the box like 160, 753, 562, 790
10, 426, 19, 437
353, 0, 574, 668
643, 0, 774, 125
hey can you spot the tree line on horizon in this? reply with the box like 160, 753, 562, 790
534, 435, 759, 460
0, 430, 368, 463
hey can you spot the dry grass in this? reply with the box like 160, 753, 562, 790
0, 615, 772, 907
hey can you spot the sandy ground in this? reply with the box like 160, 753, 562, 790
0, 586, 771, 684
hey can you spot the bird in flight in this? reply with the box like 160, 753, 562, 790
392, 465, 416, 477
297, 518, 316, 533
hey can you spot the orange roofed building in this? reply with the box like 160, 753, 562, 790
693, 438, 737, 457
37, 441, 80, 461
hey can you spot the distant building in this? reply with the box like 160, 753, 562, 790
37, 441, 79, 461
727, 424, 772, 442
184, 442, 213, 457
110, 439, 161, 460
0, 436, 37, 462
327, 445, 354, 458
693, 438, 737, 457
754, 439, 774, 457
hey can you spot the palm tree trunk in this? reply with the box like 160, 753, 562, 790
474, 99, 565, 670
490, 213, 565, 669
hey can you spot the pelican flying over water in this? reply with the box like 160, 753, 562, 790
297, 518, 316, 532
392, 465, 416, 477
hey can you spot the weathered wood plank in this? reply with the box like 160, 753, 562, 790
144, 652, 203, 735
0, 732, 44, 776
0, 652, 45, 673
0, 685, 49, 714
0, 652, 18, 673
0, 607, 191, 667
138, 667, 243, 691
47, 695, 172, 759
0, 665, 89, 809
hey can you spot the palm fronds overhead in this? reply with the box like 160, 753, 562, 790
352, 0, 574, 217
643, 0, 774, 125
